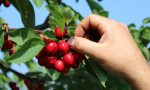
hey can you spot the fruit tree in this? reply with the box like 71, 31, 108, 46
0, 0, 150, 90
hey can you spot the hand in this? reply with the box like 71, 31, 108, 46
68, 14, 150, 90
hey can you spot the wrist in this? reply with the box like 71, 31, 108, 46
124, 60, 150, 90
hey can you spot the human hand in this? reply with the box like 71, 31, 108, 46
68, 14, 150, 90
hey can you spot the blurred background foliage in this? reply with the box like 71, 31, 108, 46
0, 0, 150, 90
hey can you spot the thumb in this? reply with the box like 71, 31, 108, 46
68, 36, 101, 57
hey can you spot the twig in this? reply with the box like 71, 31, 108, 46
0, 62, 45, 83
33, 16, 49, 30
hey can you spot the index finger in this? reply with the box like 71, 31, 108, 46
75, 14, 112, 37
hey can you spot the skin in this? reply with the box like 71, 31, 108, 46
68, 14, 150, 90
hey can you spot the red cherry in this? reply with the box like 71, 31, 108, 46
54, 60, 65, 72
12, 87, 19, 90
1, 40, 13, 50
8, 40, 13, 49
72, 52, 85, 62
9, 82, 16, 87
44, 39, 52, 44
24, 79, 30, 86
44, 41, 57, 55
57, 40, 69, 55
54, 26, 67, 39
36, 48, 46, 59
38, 58, 45, 66
24, 79, 33, 90
63, 53, 75, 67
9, 49, 16, 56
72, 62, 80, 69
3, 0, 10, 7
62, 66, 70, 74
45, 56, 57, 69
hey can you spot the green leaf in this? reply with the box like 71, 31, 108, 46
143, 17, 150, 24
52, 70, 60, 81
7, 38, 45, 64
140, 27, 150, 41
63, 7, 75, 20
86, 58, 107, 88
61, 3, 83, 20
67, 29, 75, 36
128, 23, 136, 30
9, 30, 24, 45
9, 0, 35, 27
130, 30, 141, 45
0, 28, 4, 48
9, 28, 41, 45
0, 17, 5, 24
142, 47, 149, 60
85, 60, 97, 77
0, 74, 10, 83
46, 1, 65, 32
106, 75, 131, 90
93, 9, 108, 17
32, 0, 45, 8
86, 0, 103, 11
43, 30, 57, 40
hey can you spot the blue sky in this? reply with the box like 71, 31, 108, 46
0, 0, 150, 28
0, 0, 150, 73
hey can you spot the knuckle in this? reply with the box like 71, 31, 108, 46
119, 23, 126, 27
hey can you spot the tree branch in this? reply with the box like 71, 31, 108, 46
0, 62, 45, 83
33, 16, 49, 30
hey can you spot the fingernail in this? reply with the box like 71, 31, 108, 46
68, 36, 75, 46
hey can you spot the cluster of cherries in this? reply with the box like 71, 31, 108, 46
0, 0, 10, 7
1, 24, 16, 56
36, 26, 85, 73
9, 82, 19, 90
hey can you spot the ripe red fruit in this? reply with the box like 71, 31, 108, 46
1, 40, 13, 50
44, 39, 51, 44
72, 52, 85, 62
44, 41, 57, 55
54, 60, 65, 72
12, 87, 19, 90
9, 49, 16, 56
63, 53, 75, 67
54, 26, 67, 39
3, 0, 10, 7
9, 82, 16, 87
45, 56, 57, 69
57, 40, 69, 55
72, 62, 80, 69
62, 66, 70, 74
38, 58, 45, 66
24, 79, 32, 90
36, 48, 46, 59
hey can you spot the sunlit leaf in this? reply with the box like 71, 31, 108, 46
143, 17, 150, 24
8, 38, 45, 64
0, 28, 4, 48
9, 0, 35, 27
32, 0, 45, 8
52, 70, 60, 81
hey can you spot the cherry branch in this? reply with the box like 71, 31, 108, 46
0, 62, 45, 83
33, 16, 49, 30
